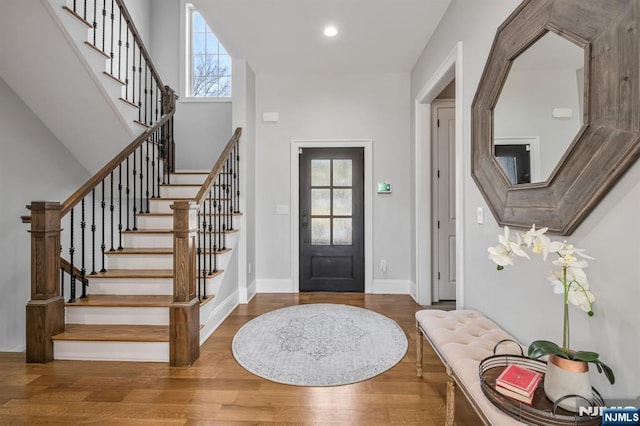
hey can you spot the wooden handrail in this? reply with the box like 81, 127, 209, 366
194, 128, 242, 205
114, 0, 165, 94
60, 258, 88, 285
61, 111, 174, 216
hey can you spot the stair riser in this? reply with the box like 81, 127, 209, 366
169, 174, 209, 185
54, 341, 169, 362
137, 215, 173, 228
106, 253, 173, 269
88, 278, 173, 295
66, 306, 169, 325
122, 233, 172, 248
149, 199, 233, 214
159, 186, 201, 198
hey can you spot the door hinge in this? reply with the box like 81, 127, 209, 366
437, 119, 440, 127
437, 170, 440, 178
298, 148, 303, 155
437, 220, 440, 229
438, 272, 441, 280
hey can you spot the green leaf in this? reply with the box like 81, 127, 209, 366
571, 351, 600, 362
528, 340, 567, 359
596, 360, 616, 385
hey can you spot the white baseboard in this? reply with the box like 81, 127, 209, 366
256, 279, 294, 293
240, 280, 257, 303
200, 289, 239, 345
372, 279, 411, 294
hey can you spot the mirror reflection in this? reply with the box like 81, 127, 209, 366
493, 31, 584, 184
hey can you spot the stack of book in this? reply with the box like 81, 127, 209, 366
495, 364, 543, 405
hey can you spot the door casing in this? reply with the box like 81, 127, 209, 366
291, 140, 373, 294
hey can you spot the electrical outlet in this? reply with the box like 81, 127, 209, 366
381, 259, 387, 273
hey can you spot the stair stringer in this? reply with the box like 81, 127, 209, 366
200, 233, 241, 345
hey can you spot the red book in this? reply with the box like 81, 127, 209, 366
495, 383, 536, 405
495, 364, 542, 397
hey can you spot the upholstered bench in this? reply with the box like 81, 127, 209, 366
415, 309, 526, 425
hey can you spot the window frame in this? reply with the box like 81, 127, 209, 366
182, 2, 232, 102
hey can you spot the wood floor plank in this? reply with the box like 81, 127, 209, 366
0, 294, 481, 425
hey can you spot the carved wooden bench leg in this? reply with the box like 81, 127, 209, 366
445, 366, 456, 426
416, 320, 423, 377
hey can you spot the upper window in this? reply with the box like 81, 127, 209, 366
187, 6, 231, 98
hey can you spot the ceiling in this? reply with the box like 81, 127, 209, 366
192, 0, 452, 74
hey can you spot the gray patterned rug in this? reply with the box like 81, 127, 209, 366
231, 303, 408, 386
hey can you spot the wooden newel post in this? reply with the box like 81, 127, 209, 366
25, 201, 65, 363
170, 201, 200, 367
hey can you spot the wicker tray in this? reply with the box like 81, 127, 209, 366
479, 341, 604, 425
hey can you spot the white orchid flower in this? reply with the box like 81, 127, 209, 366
522, 224, 548, 248
553, 256, 588, 269
568, 287, 595, 312
488, 244, 514, 267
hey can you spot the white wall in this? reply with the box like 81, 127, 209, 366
255, 73, 411, 290
411, 0, 640, 399
149, 0, 232, 171
0, 77, 90, 351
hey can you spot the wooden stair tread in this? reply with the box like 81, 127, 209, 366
84, 41, 110, 59
171, 171, 210, 175
121, 228, 239, 235
52, 324, 169, 342
62, 6, 92, 28
107, 248, 232, 255
88, 269, 173, 279
67, 295, 172, 307
137, 212, 243, 217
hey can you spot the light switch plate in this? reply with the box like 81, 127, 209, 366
276, 205, 289, 215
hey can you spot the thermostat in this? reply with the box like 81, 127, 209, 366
377, 182, 392, 194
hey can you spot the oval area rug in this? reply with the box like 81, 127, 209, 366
231, 303, 408, 386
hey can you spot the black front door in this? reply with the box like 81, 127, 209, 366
299, 147, 364, 292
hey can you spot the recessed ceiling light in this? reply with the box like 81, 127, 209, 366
324, 26, 338, 37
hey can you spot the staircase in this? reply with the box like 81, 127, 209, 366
51, 172, 241, 362
21, 0, 243, 366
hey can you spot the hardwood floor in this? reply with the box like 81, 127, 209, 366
0, 294, 481, 425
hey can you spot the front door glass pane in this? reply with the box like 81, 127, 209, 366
311, 160, 331, 186
333, 218, 352, 245
311, 218, 331, 245
333, 159, 352, 186
333, 189, 352, 216
311, 189, 331, 215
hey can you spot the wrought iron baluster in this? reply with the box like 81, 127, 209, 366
138, 144, 144, 217
69, 208, 76, 302
236, 143, 240, 213
151, 132, 156, 199
83, 0, 87, 20
110, 171, 115, 251
109, 0, 114, 75
101, 0, 106, 52
118, 164, 123, 249
131, 42, 136, 105
209, 189, 213, 273
217, 173, 222, 253
201, 200, 208, 300
60, 245, 64, 298
132, 149, 137, 230
145, 139, 150, 211
101, 180, 107, 272
118, 8, 122, 80
80, 199, 87, 299
126, 157, 130, 231
91, 189, 97, 275
197, 209, 202, 300
92, 0, 97, 47
125, 27, 129, 99
145, 65, 149, 125
138, 49, 142, 122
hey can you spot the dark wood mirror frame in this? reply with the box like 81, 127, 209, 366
472, 0, 640, 235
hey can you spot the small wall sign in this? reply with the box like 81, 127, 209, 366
377, 182, 392, 194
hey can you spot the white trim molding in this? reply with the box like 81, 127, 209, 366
200, 289, 240, 345
290, 139, 373, 294
414, 42, 465, 309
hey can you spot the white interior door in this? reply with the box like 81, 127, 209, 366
434, 104, 456, 300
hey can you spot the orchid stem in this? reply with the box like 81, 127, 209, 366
562, 267, 570, 355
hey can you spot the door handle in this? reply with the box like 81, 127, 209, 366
302, 211, 309, 228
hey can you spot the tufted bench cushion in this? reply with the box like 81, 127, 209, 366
415, 309, 526, 425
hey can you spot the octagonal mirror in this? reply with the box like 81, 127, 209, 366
493, 31, 585, 185
472, 0, 640, 235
